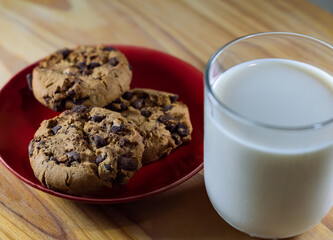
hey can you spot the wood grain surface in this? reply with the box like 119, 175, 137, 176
1, 0, 333, 239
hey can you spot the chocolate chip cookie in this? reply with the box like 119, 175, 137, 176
32, 45, 132, 111
104, 88, 192, 164
28, 105, 144, 195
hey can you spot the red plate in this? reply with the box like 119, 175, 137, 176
0, 46, 203, 204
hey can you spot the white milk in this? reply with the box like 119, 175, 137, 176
204, 59, 333, 238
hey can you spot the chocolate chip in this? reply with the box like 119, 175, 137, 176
36, 141, 45, 150
177, 123, 189, 137
158, 114, 173, 124
119, 138, 130, 147
140, 110, 151, 117
91, 115, 105, 123
117, 157, 138, 171
169, 95, 179, 103
53, 99, 66, 111
55, 86, 61, 94
111, 122, 125, 134
103, 46, 117, 51
50, 156, 58, 163
122, 91, 133, 100
67, 161, 75, 167
109, 57, 119, 66
113, 98, 121, 103
172, 133, 182, 145
67, 90, 76, 100
67, 151, 80, 164
100, 123, 108, 132
166, 124, 177, 133
46, 119, 58, 128
77, 62, 86, 70
120, 103, 128, 111
104, 164, 112, 170
43, 96, 51, 104
73, 97, 89, 105
94, 135, 107, 148
131, 98, 144, 109
141, 92, 149, 99
26, 73, 32, 91
164, 105, 173, 112
96, 153, 106, 164
129, 64, 132, 71
28, 140, 35, 156
51, 125, 62, 135
105, 102, 128, 112
60, 48, 71, 59
72, 105, 87, 114
88, 62, 101, 69
63, 79, 75, 90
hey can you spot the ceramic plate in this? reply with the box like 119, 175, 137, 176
0, 45, 203, 204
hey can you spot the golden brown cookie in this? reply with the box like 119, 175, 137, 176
28, 105, 144, 195
104, 88, 192, 164
32, 45, 132, 111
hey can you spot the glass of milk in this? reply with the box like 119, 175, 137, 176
204, 32, 333, 239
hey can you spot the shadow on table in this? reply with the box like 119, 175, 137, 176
75, 174, 261, 239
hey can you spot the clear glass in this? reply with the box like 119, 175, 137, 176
204, 32, 333, 239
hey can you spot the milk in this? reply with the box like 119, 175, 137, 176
204, 59, 333, 238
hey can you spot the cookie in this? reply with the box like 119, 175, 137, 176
28, 105, 144, 195
32, 45, 132, 111
104, 88, 192, 164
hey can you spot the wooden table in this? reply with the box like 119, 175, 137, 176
0, 0, 333, 239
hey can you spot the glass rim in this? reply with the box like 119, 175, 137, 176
204, 32, 333, 131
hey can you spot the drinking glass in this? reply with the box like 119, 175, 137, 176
204, 32, 333, 239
